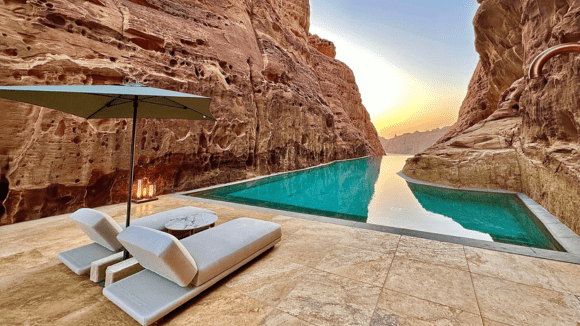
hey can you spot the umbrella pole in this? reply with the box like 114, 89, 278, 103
123, 96, 139, 260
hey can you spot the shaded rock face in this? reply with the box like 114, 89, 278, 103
404, 0, 580, 234
0, 0, 384, 224
380, 127, 450, 155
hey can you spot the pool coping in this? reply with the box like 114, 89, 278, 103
174, 157, 580, 264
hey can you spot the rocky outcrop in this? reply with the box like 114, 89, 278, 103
0, 0, 384, 224
380, 127, 450, 155
308, 34, 336, 58
404, 0, 580, 235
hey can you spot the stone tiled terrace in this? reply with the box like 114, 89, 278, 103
1, 195, 580, 326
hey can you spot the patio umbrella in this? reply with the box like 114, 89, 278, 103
0, 81, 213, 258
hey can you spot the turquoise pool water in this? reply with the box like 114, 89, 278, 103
189, 156, 563, 250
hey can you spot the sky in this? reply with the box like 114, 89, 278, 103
309, 0, 481, 138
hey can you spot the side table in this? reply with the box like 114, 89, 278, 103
164, 212, 218, 239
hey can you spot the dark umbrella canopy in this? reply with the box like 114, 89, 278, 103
0, 84, 213, 119
0, 82, 213, 259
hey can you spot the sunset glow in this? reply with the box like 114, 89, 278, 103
310, 0, 479, 139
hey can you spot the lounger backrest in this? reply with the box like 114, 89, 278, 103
117, 226, 198, 287
71, 208, 123, 251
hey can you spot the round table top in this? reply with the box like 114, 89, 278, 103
164, 212, 218, 231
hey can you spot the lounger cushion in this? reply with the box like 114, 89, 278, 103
57, 242, 116, 275
181, 218, 282, 286
71, 208, 123, 251
117, 226, 198, 287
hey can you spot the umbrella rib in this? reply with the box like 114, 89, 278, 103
87, 94, 129, 119
101, 96, 159, 108
159, 97, 216, 120
138, 100, 186, 109
105, 99, 133, 107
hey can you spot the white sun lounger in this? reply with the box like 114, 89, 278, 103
103, 218, 282, 326
57, 206, 216, 275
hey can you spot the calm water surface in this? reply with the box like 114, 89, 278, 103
191, 155, 561, 250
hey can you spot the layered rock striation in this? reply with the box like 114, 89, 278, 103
0, 0, 384, 224
404, 0, 580, 234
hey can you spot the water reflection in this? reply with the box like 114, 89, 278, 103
192, 155, 560, 249
366, 156, 493, 241
223, 157, 382, 221
406, 182, 558, 250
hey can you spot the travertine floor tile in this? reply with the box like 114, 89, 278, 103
0, 249, 54, 289
472, 273, 580, 326
225, 254, 312, 306
258, 309, 313, 326
55, 298, 137, 326
338, 227, 400, 254
271, 215, 312, 236
536, 256, 580, 295
164, 286, 273, 326
371, 289, 483, 326
315, 244, 393, 286
274, 236, 338, 267
465, 247, 580, 294
384, 257, 479, 314
0, 264, 102, 326
0, 218, 85, 258
482, 318, 513, 326
277, 269, 381, 326
396, 236, 468, 271
289, 221, 350, 243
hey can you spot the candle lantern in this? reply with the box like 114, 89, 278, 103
132, 177, 159, 203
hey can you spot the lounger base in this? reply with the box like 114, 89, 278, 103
90, 252, 124, 282
57, 242, 116, 275
103, 237, 280, 326
105, 257, 143, 287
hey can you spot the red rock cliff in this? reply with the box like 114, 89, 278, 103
403, 0, 580, 234
0, 0, 384, 224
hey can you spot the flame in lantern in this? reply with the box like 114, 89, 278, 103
137, 179, 142, 199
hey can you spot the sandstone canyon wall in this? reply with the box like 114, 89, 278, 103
0, 0, 384, 224
403, 0, 580, 235
380, 127, 450, 155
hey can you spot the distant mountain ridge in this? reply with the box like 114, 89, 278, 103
380, 127, 450, 155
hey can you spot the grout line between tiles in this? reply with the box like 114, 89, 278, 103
381, 235, 401, 290
464, 246, 485, 323
366, 236, 402, 324
381, 287, 484, 318
310, 266, 383, 289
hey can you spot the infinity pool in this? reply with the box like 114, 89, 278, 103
189, 155, 563, 250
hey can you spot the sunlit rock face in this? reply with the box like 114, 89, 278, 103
0, 0, 384, 224
404, 0, 580, 234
